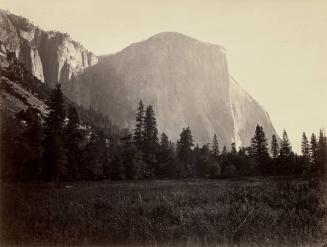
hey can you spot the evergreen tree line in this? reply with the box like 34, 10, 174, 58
1, 85, 327, 182
0, 58, 124, 182
129, 100, 327, 179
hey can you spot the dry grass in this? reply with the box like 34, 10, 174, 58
1, 178, 326, 247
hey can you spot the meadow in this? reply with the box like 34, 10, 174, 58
1, 177, 326, 247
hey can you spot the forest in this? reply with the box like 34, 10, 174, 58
1, 58, 327, 183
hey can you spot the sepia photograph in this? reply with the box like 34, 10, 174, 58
0, 0, 326, 246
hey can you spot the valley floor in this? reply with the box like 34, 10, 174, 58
1, 177, 327, 247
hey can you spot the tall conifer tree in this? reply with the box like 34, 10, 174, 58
279, 129, 294, 174
250, 125, 270, 174
318, 129, 327, 174
301, 132, 311, 172
143, 105, 159, 151
279, 130, 292, 158
157, 132, 174, 177
143, 105, 159, 177
177, 127, 194, 161
177, 127, 194, 177
270, 134, 279, 159
310, 133, 319, 172
133, 100, 145, 150
42, 84, 66, 182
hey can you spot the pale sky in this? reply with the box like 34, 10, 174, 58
1, 0, 327, 152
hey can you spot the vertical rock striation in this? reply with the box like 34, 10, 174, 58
0, 10, 98, 87
0, 9, 278, 147
64, 32, 278, 147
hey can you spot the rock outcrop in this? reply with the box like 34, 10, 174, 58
64, 32, 278, 147
0, 10, 98, 87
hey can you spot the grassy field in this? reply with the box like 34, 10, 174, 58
1, 178, 326, 247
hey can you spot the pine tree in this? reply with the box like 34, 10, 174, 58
159, 132, 173, 163
143, 105, 159, 177
177, 127, 194, 177
237, 147, 251, 176
177, 127, 194, 161
318, 129, 327, 174
42, 84, 66, 183
160, 132, 170, 151
310, 133, 319, 172
270, 134, 279, 159
133, 100, 145, 150
301, 132, 311, 173
279, 129, 294, 174
250, 125, 270, 174
209, 137, 221, 178
195, 144, 212, 178
123, 134, 143, 180
144, 105, 159, 149
157, 132, 171, 177
279, 130, 292, 158
211, 134, 220, 161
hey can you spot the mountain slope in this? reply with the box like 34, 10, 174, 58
229, 77, 276, 147
64, 32, 278, 147
0, 9, 98, 87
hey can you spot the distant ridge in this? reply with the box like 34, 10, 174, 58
0, 9, 98, 87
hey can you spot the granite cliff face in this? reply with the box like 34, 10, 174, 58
229, 77, 276, 147
0, 10, 98, 87
0, 10, 277, 147
64, 32, 277, 147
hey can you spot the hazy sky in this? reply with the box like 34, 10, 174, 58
1, 0, 327, 152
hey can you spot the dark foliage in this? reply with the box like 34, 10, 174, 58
1, 60, 327, 182
250, 125, 270, 175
